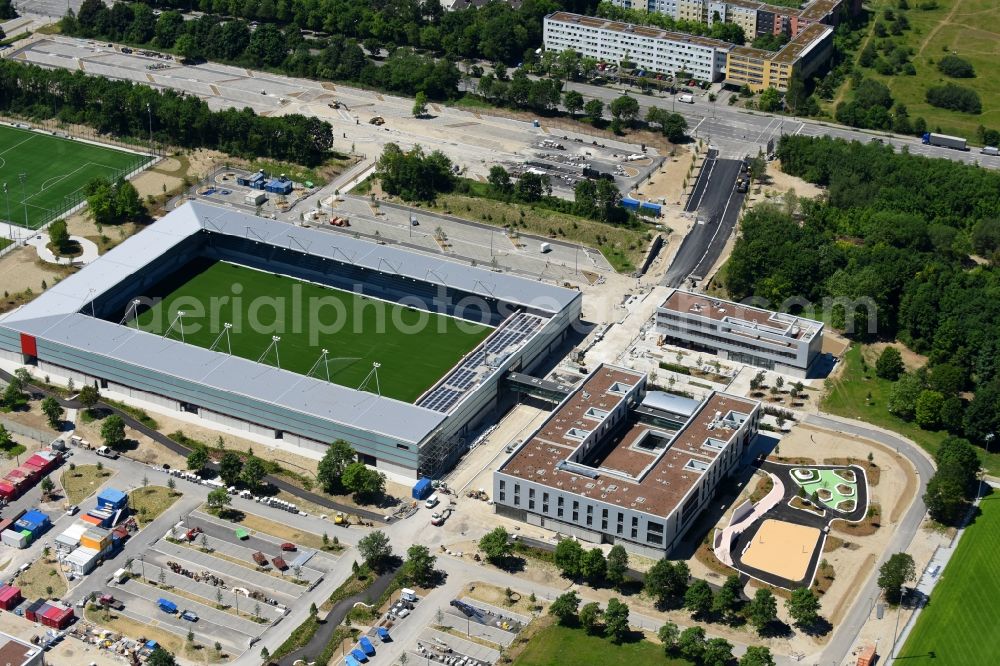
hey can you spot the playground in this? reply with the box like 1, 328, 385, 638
740, 519, 822, 583
791, 467, 858, 512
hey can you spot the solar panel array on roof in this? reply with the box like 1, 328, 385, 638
417, 312, 545, 413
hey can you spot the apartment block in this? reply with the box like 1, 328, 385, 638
725, 21, 833, 91
544, 12, 731, 82
656, 289, 824, 377
494, 365, 760, 557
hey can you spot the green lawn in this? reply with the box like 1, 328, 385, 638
898, 490, 1000, 664
134, 259, 492, 403
515, 623, 692, 666
822, 345, 1000, 475
851, 0, 1000, 142
0, 124, 151, 229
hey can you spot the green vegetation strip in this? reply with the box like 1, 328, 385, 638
135, 259, 491, 403
514, 623, 692, 666
898, 490, 1000, 665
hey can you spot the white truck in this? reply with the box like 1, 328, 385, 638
95, 446, 119, 459
981, 146, 999, 156
679, 94, 695, 104
539, 242, 552, 254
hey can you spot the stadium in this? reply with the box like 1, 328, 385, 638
0, 201, 581, 478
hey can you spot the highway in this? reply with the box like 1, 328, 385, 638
663, 148, 746, 287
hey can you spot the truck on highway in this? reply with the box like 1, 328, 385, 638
678, 94, 694, 104
922, 132, 968, 151
981, 146, 999, 156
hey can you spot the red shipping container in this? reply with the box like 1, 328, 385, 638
79, 514, 103, 527
0, 483, 16, 500
5, 469, 24, 481
41, 604, 74, 629
0, 585, 22, 611
26, 601, 52, 622
25, 454, 51, 469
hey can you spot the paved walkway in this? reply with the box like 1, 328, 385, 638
714, 471, 784, 567
24, 232, 99, 265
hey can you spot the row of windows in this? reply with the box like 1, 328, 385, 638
659, 323, 800, 360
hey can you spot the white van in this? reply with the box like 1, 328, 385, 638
400, 588, 417, 603
425, 494, 440, 509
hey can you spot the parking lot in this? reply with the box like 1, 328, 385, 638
399, 597, 528, 666
105, 509, 337, 655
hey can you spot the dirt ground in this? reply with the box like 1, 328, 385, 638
72, 414, 188, 470
0, 611, 123, 666
630, 144, 696, 207
0, 246, 65, 294
864, 342, 928, 372
822, 330, 851, 357
760, 160, 824, 200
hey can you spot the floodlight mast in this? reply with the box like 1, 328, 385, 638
208, 322, 233, 355
163, 311, 187, 344
307, 348, 331, 382
357, 361, 382, 396
257, 336, 282, 369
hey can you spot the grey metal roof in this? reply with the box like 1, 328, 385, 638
642, 391, 701, 418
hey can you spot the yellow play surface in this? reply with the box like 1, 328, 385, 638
741, 519, 821, 581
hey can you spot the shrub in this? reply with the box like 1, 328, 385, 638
925, 84, 982, 114
937, 54, 974, 78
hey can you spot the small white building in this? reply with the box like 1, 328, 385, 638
64, 547, 101, 576
55, 522, 89, 553
244, 191, 267, 206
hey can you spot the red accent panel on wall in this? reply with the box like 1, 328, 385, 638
19, 333, 37, 357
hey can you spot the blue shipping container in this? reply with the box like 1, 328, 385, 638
412, 478, 433, 500
620, 197, 640, 211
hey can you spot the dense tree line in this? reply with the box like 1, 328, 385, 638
834, 78, 925, 135
0, 60, 333, 165
69, 0, 578, 73
375, 143, 456, 201
727, 135, 1000, 451
936, 54, 975, 79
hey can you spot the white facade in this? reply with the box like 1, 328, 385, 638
544, 13, 730, 82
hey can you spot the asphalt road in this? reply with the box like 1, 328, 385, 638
663, 149, 745, 287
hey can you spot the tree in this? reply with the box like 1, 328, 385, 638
603, 598, 630, 643
240, 456, 267, 489
2, 377, 26, 409
785, 587, 820, 627
563, 90, 584, 116
487, 166, 513, 196
41, 397, 63, 429
606, 544, 629, 588
758, 88, 783, 112
875, 347, 905, 380
645, 559, 689, 606
740, 646, 776, 666
0, 1, 16, 21
915, 390, 945, 429
609, 95, 640, 126
580, 548, 607, 584
703, 638, 734, 666
925, 83, 981, 114
175, 34, 201, 63
412, 91, 428, 118
887, 373, 922, 420
101, 414, 126, 448
514, 172, 549, 202
657, 622, 679, 653
478, 526, 512, 565
146, 647, 178, 666
186, 446, 209, 473
78, 385, 100, 413
341, 462, 386, 500
583, 98, 604, 125
317, 440, 355, 493
357, 530, 393, 570
218, 452, 243, 486
548, 590, 580, 625
746, 588, 778, 633
878, 552, 916, 604
684, 579, 713, 618
677, 626, 706, 662
712, 574, 743, 621
206, 487, 231, 513
40, 475, 55, 499
578, 601, 602, 635
554, 538, 584, 578
662, 112, 688, 143
937, 54, 974, 78
0, 424, 12, 453
48, 219, 71, 255
403, 544, 436, 587
924, 436, 981, 524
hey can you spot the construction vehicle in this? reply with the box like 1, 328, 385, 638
431, 508, 452, 526
334, 511, 349, 526
369, 116, 385, 125
327, 101, 341, 109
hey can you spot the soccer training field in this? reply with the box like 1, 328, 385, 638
0, 124, 150, 230
134, 259, 493, 404
897, 489, 1000, 665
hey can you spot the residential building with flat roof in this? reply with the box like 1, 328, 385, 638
0, 633, 43, 666
725, 21, 833, 91
656, 289, 824, 376
544, 12, 731, 82
494, 364, 759, 557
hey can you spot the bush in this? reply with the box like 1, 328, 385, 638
937, 54, 975, 78
658, 362, 691, 375
925, 84, 982, 114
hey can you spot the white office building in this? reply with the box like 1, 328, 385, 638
544, 12, 731, 82
656, 289, 825, 377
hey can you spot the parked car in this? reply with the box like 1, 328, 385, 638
65, 505, 78, 516
280, 542, 297, 552
181, 610, 198, 622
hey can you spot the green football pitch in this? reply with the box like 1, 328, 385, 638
134, 259, 493, 404
0, 124, 151, 230
897, 489, 1000, 665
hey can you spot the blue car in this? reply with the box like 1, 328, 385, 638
344, 656, 360, 666
376, 627, 390, 641
350, 648, 368, 662
359, 636, 376, 656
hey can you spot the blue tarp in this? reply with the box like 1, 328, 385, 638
376, 627, 390, 641
350, 648, 369, 662
359, 636, 376, 656
412, 478, 433, 500
344, 656, 361, 666
620, 197, 640, 210
640, 202, 662, 214
97, 488, 127, 509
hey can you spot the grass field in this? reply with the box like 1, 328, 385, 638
898, 490, 1000, 664
822, 345, 1000, 475
853, 0, 1000, 141
514, 624, 692, 666
0, 124, 150, 229
135, 259, 492, 403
